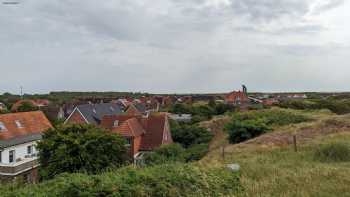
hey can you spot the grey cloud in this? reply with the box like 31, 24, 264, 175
0, 0, 349, 94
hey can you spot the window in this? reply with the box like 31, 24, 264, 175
27, 145, 33, 154
0, 122, 6, 131
15, 120, 23, 128
113, 120, 119, 127
9, 150, 15, 163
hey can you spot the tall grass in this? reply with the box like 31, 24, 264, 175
314, 142, 350, 162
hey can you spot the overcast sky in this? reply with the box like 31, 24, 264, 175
0, 0, 349, 94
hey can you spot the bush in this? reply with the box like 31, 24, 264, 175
37, 124, 128, 180
170, 121, 214, 148
144, 144, 186, 165
232, 109, 310, 126
314, 143, 350, 162
17, 101, 39, 112
184, 143, 210, 162
226, 119, 270, 144
0, 164, 243, 197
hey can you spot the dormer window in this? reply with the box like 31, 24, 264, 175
113, 120, 119, 127
15, 120, 23, 128
0, 122, 6, 131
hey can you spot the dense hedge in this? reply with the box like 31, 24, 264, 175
0, 164, 242, 197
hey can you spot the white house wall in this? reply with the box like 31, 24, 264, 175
0, 141, 38, 164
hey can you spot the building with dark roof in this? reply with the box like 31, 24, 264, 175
64, 103, 123, 125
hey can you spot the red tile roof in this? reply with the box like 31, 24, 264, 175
100, 113, 172, 152
140, 113, 171, 151
0, 111, 53, 140
100, 114, 141, 130
225, 91, 249, 103
112, 118, 145, 137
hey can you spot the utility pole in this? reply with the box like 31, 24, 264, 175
20, 86, 23, 99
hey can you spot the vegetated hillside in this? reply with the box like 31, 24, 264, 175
200, 108, 350, 196
0, 163, 241, 197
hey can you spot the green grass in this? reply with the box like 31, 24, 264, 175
203, 133, 350, 197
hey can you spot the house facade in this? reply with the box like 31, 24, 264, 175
0, 111, 52, 182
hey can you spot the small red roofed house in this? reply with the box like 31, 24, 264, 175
225, 91, 249, 105
100, 113, 173, 158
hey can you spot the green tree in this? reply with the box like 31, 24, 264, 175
144, 143, 186, 165
17, 101, 38, 112
37, 124, 128, 180
170, 121, 213, 148
225, 119, 270, 144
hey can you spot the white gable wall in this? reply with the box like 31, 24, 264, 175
0, 141, 38, 164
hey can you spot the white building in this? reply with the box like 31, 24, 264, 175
0, 111, 52, 182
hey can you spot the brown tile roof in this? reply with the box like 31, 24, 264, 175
225, 91, 249, 103
140, 113, 170, 151
0, 111, 53, 141
112, 118, 145, 137
100, 114, 141, 130
101, 113, 172, 152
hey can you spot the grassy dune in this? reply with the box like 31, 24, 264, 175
201, 109, 350, 196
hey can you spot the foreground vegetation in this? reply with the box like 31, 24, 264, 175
0, 163, 242, 197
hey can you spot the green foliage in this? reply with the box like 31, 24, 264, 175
17, 101, 39, 112
37, 124, 128, 180
226, 119, 270, 143
0, 164, 242, 197
144, 144, 186, 165
145, 143, 211, 164
279, 99, 350, 115
232, 109, 311, 126
314, 142, 350, 162
184, 143, 210, 162
170, 103, 233, 123
170, 120, 214, 148
226, 109, 310, 144
170, 103, 193, 114
214, 103, 234, 115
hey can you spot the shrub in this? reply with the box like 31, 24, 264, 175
314, 142, 350, 162
0, 164, 242, 197
37, 124, 128, 180
17, 101, 39, 112
170, 121, 214, 148
184, 143, 210, 162
232, 109, 310, 126
226, 119, 270, 144
144, 144, 186, 165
